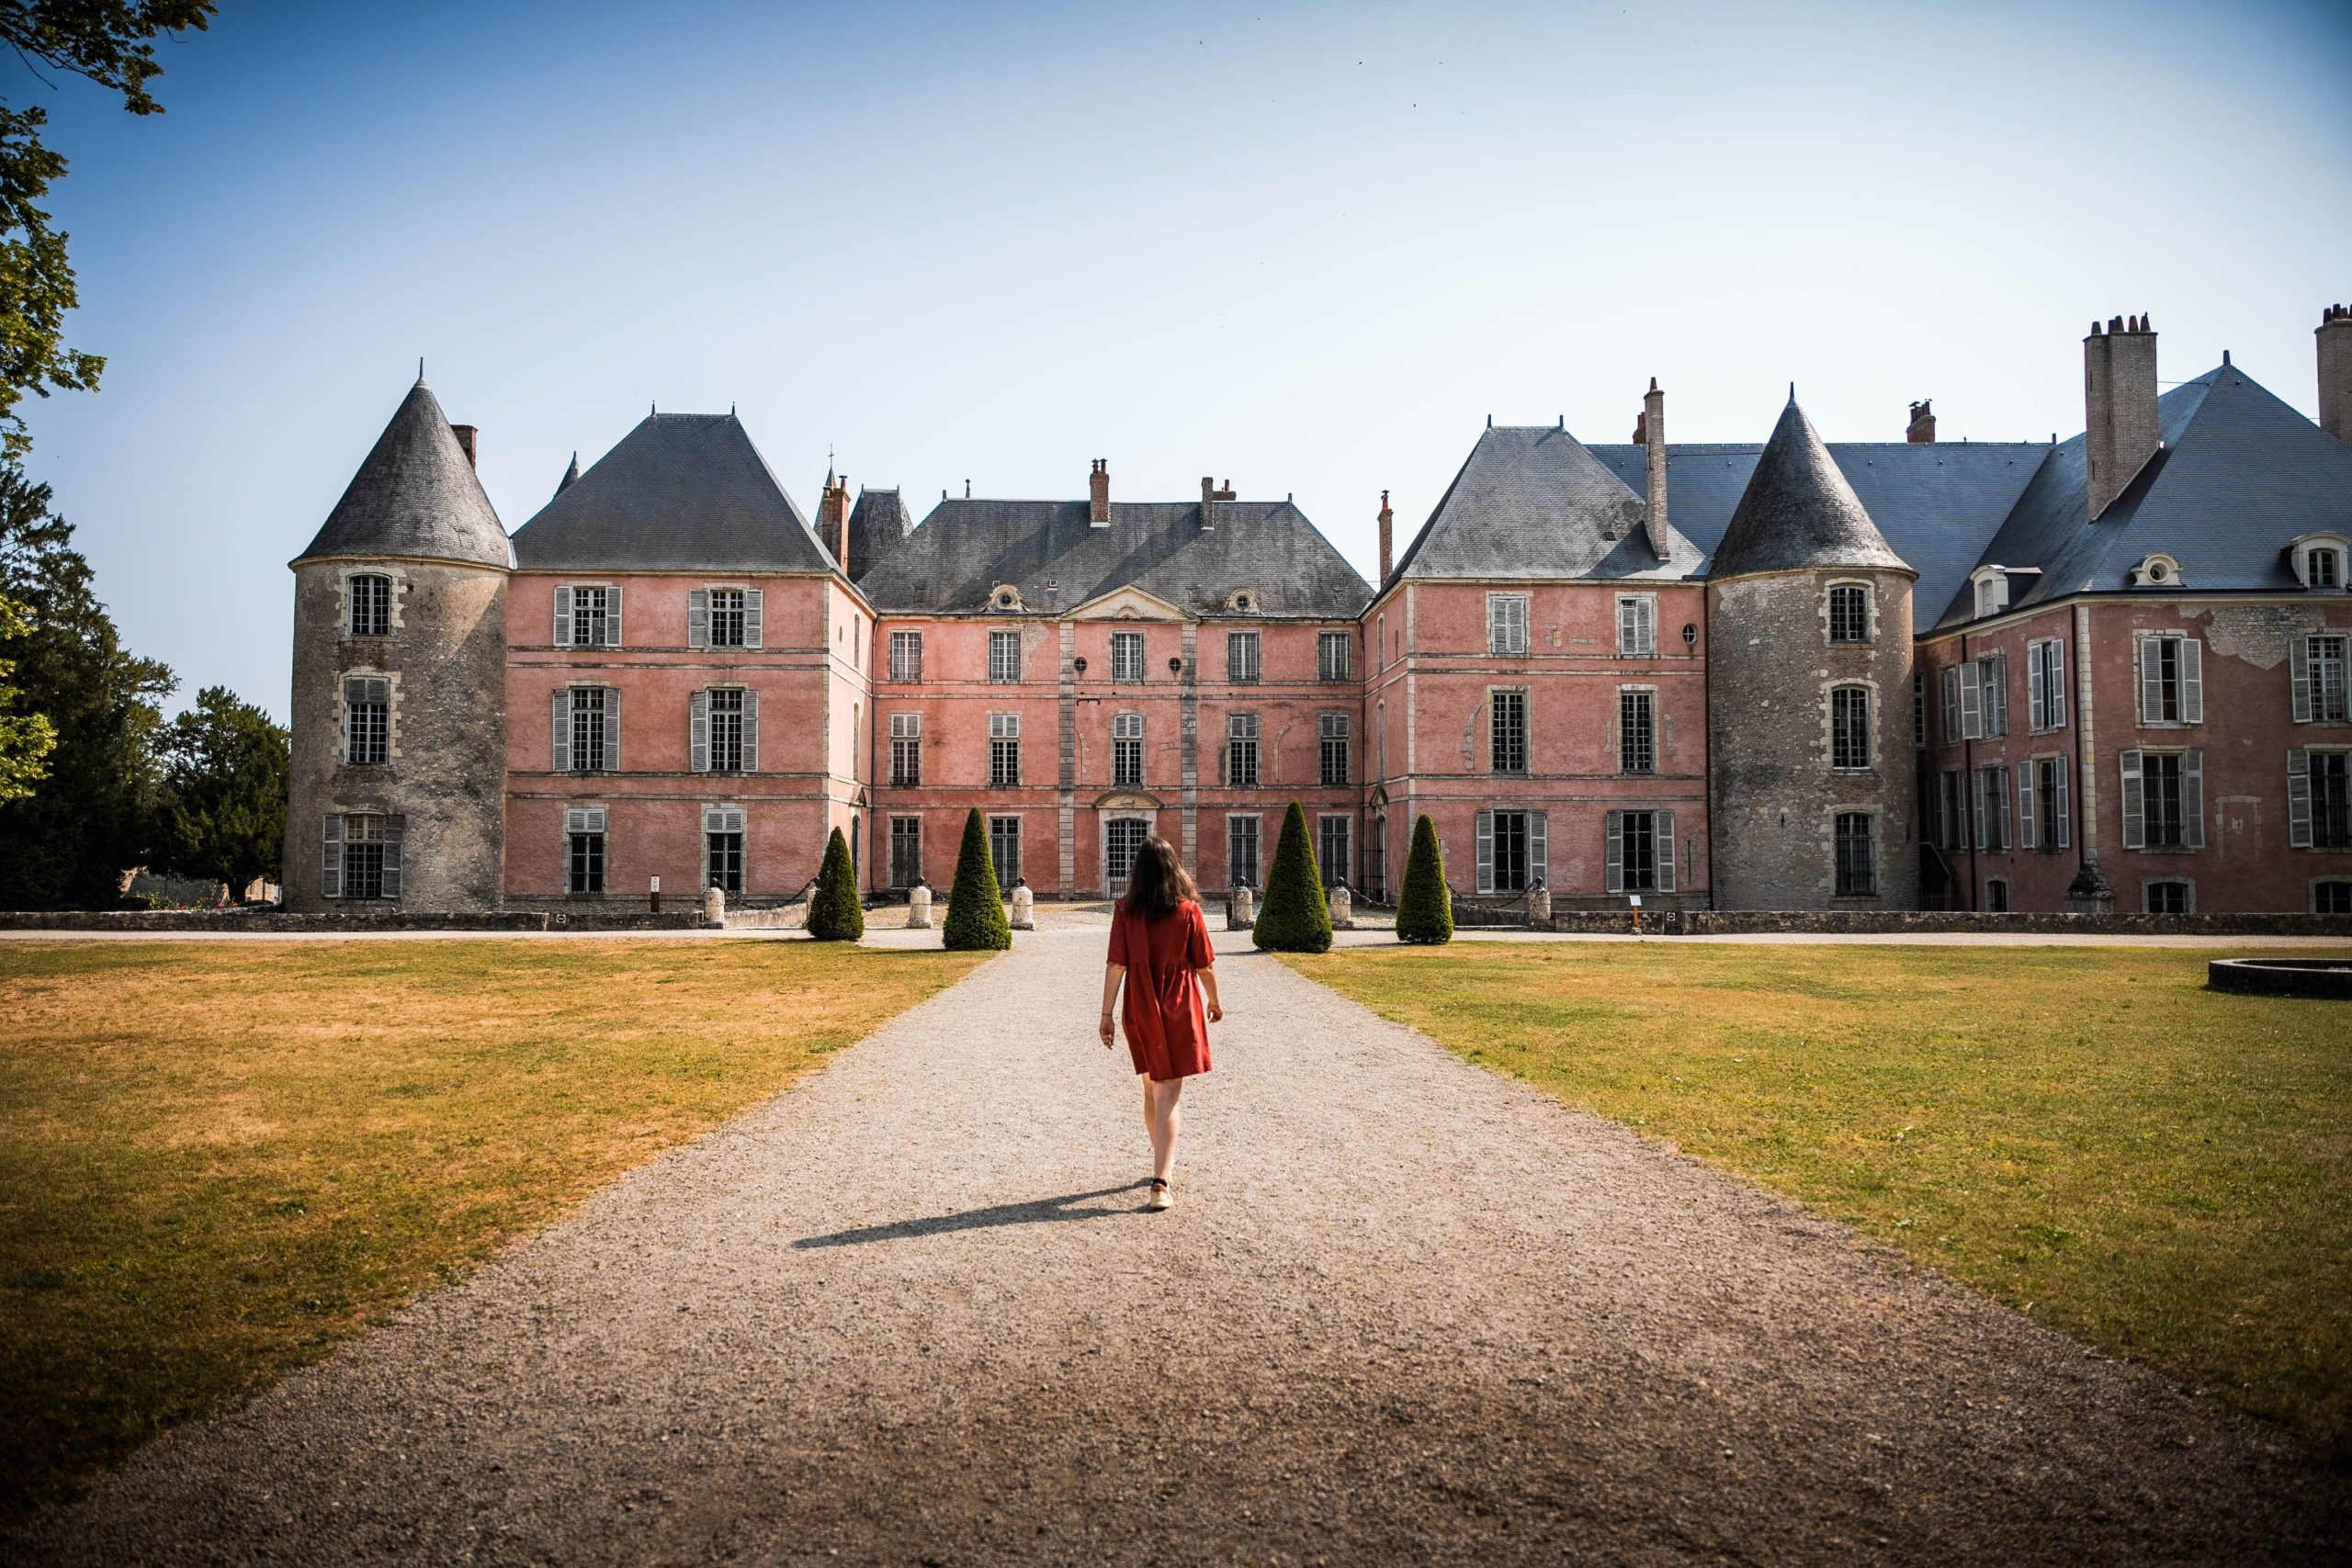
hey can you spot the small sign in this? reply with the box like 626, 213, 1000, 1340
1628, 895, 1643, 908
650, 875, 662, 894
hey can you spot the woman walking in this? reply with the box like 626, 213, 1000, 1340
1099, 837, 1222, 1211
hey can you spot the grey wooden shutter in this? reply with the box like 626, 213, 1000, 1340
2137, 637, 2160, 724
553, 585, 572, 647
690, 689, 709, 773
603, 687, 621, 772
2287, 750, 2312, 849
688, 589, 709, 649
1973, 769, 1988, 850
1476, 810, 1495, 895
744, 589, 763, 649
2183, 748, 2204, 848
1657, 810, 1677, 893
1604, 811, 1623, 894
2290, 637, 2312, 725
552, 689, 569, 773
1988, 651, 2007, 736
320, 814, 343, 898
2054, 757, 2070, 849
1940, 667, 1959, 742
2048, 640, 2067, 729
381, 816, 405, 899
605, 585, 624, 648
2027, 641, 2045, 731
2018, 761, 2038, 849
1960, 660, 1983, 739
2179, 639, 2203, 724
2120, 749, 2144, 849
1529, 810, 1547, 890
743, 689, 759, 772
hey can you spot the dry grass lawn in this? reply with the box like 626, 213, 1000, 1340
1286, 942, 2352, 1458
0, 937, 987, 1517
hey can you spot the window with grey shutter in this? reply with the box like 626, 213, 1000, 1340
2302, 750, 2352, 850
1616, 595, 1655, 657
743, 588, 763, 649
2179, 638, 2202, 724
2120, 749, 2144, 849
1981, 652, 2007, 737
1604, 811, 1623, 895
2139, 635, 2197, 725
2052, 756, 2070, 849
552, 689, 569, 772
2288, 750, 2312, 849
2027, 641, 2046, 731
380, 815, 405, 900
604, 688, 621, 772
1476, 809, 1495, 894
340, 813, 388, 899
691, 690, 710, 773
605, 584, 624, 649
2019, 761, 2038, 850
706, 689, 744, 773
2182, 748, 2204, 848
707, 588, 746, 648
688, 588, 710, 649
1657, 809, 1676, 892
2298, 635, 2348, 724
343, 676, 390, 765
1959, 660, 1983, 739
1939, 666, 1960, 744
741, 688, 758, 772
321, 813, 344, 898
1488, 594, 1530, 656
553, 585, 574, 647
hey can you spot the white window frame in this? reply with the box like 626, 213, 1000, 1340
1475, 807, 1546, 895
688, 585, 761, 651
1604, 808, 1676, 894
1490, 688, 1529, 775
2289, 748, 2351, 852
2135, 633, 2204, 728
1111, 711, 1144, 788
989, 629, 1023, 684
1618, 686, 1657, 775
1318, 711, 1351, 786
1826, 581, 1871, 644
2290, 634, 2348, 725
554, 684, 620, 773
1226, 629, 1261, 683
553, 583, 622, 649
563, 805, 607, 895
888, 629, 924, 682
1226, 712, 1261, 787
1110, 630, 1147, 684
344, 571, 395, 638
2027, 637, 2068, 732
693, 685, 757, 774
2120, 747, 2204, 851
341, 673, 391, 765
1317, 629, 1351, 682
2019, 754, 2071, 852
1615, 593, 1656, 658
888, 713, 921, 787
703, 804, 746, 894
989, 712, 1021, 786
1487, 593, 1530, 656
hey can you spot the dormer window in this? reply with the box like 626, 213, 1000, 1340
2131, 553, 2183, 589
1226, 589, 1258, 615
989, 584, 1023, 613
1971, 568, 2009, 619
2291, 534, 2348, 591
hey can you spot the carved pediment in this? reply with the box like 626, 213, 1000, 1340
1069, 585, 1191, 623
1091, 789, 1165, 812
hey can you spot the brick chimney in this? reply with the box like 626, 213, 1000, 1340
1089, 458, 1110, 525
449, 424, 479, 468
2085, 314, 2159, 520
1377, 490, 1394, 584
820, 472, 852, 572
2319, 303, 2352, 448
1641, 378, 1668, 559
1199, 476, 1235, 530
1905, 400, 1936, 444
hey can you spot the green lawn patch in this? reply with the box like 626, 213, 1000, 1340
1284, 942, 2352, 1456
0, 938, 986, 1517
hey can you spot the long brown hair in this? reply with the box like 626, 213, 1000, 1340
1122, 836, 1198, 920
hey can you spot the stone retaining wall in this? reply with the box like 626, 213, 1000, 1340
1542, 909, 2352, 938
0, 910, 552, 933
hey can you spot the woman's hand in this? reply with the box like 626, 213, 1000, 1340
1205, 1000, 1224, 1023
1098, 1011, 1115, 1048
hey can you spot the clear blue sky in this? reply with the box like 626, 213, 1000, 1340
13, 0, 2352, 721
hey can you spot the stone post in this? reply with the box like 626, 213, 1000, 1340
1010, 878, 1035, 931
2063, 854, 2115, 919
703, 883, 727, 929
1328, 882, 1352, 930
1228, 886, 1256, 931
907, 880, 933, 930
1527, 882, 1551, 927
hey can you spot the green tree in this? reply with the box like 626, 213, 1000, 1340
1, 1, 216, 457
0, 591, 56, 800
1251, 799, 1332, 953
1394, 814, 1454, 945
155, 685, 288, 901
0, 468, 171, 908
805, 825, 863, 941
943, 807, 1010, 951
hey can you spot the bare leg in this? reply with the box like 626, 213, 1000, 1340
1147, 1077, 1183, 1184
1142, 1078, 1153, 1147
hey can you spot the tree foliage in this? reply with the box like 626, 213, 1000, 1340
943, 807, 1010, 951
155, 684, 287, 901
1394, 814, 1454, 945
0, 466, 171, 907
0, 590, 55, 800
1251, 799, 1332, 953
805, 825, 863, 941
0, 1, 215, 457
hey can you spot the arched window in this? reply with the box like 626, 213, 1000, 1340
1830, 685, 1872, 771
1826, 583, 1870, 643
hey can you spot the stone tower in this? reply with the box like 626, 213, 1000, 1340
283, 378, 512, 911
1707, 396, 1918, 910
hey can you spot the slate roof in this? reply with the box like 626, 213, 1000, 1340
854, 498, 1372, 617
294, 379, 511, 569
1390, 424, 1706, 585
510, 412, 831, 573
1706, 399, 1913, 580
845, 487, 916, 584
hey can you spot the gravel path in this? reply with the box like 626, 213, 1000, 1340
10, 926, 2344, 1566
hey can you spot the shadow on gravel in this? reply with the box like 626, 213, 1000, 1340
793, 1183, 1149, 1248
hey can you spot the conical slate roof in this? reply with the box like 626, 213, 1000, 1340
294, 379, 511, 569
1710, 397, 1911, 579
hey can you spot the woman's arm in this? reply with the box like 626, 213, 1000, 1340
1098, 963, 1125, 1047
1198, 964, 1223, 1024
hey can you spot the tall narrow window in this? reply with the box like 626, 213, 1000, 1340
704, 805, 744, 894
330, 813, 400, 899
1111, 630, 1146, 683
889, 630, 923, 682
1912, 671, 1926, 748
1319, 713, 1351, 786
1112, 712, 1144, 787
2028, 638, 2068, 731
568, 586, 613, 649
2123, 750, 2203, 849
1606, 809, 1676, 894
989, 630, 1023, 683
989, 714, 1021, 786
1975, 765, 2009, 852
1487, 594, 1530, 656
2136, 634, 2203, 726
1227, 713, 1261, 786
1227, 816, 1260, 888
565, 807, 606, 895
2290, 750, 2351, 851
706, 688, 747, 773
1834, 813, 1876, 896
1318, 630, 1351, 682
1939, 666, 1961, 745
1830, 686, 1871, 770
1826, 584, 1869, 643
1619, 689, 1655, 774
343, 676, 390, 765
888, 817, 922, 888
989, 817, 1022, 889
1318, 816, 1351, 888
706, 588, 748, 649
1616, 595, 1656, 657
889, 714, 921, 787
2025, 756, 2071, 851
1487, 810, 1532, 891
347, 574, 391, 637
1490, 691, 1528, 774
565, 687, 615, 773
2294, 634, 2348, 724
1105, 818, 1148, 886
1227, 630, 1261, 683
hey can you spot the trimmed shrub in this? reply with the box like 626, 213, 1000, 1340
805, 826, 865, 942
1251, 800, 1332, 953
944, 807, 1012, 951
1395, 814, 1453, 945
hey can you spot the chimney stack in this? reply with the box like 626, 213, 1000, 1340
1641, 378, 1668, 559
1377, 490, 1394, 584
2085, 313, 2160, 519
2319, 303, 2352, 448
1905, 400, 1936, 444
820, 472, 852, 574
1199, 476, 1235, 530
450, 424, 479, 469
1089, 458, 1110, 525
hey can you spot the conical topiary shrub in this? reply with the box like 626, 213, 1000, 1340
1251, 800, 1332, 953
944, 807, 1012, 951
1394, 813, 1453, 945
805, 825, 865, 942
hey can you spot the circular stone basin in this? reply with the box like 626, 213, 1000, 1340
2207, 958, 2352, 998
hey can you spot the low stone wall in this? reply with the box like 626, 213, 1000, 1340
1540, 909, 2352, 939
0, 909, 552, 933
720, 905, 806, 931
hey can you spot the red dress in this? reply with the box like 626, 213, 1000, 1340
1108, 899, 1215, 1082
